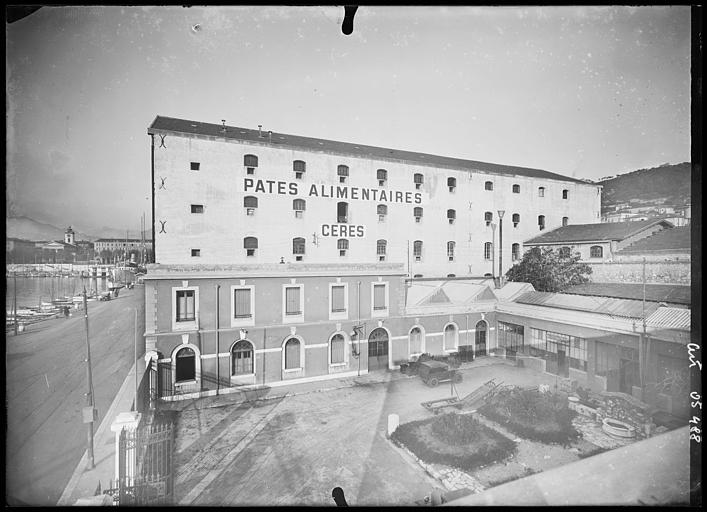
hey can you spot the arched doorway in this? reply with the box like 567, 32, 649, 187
368, 328, 389, 371
475, 320, 487, 357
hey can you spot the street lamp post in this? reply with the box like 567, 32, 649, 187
490, 222, 497, 281
497, 210, 505, 286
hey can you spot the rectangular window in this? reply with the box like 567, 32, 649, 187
191, 204, 204, 214
373, 283, 386, 310
191, 249, 200, 257
190, 162, 200, 171
234, 288, 252, 318
176, 290, 195, 322
331, 285, 346, 312
498, 322, 524, 351
285, 286, 301, 315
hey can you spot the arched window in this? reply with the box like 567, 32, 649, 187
377, 169, 387, 185
330, 334, 345, 364
512, 243, 520, 261
562, 216, 568, 226
538, 215, 546, 230
293, 199, 306, 218
409, 327, 423, 354
337, 165, 349, 183
414, 207, 423, 222
447, 177, 456, 192
590, 245, 603, 258
244, 237, 258, 257
538, 186, 545, 197
377, 204, 387, 221
485, 211, 493, 225
244, 196, 258, 216
512, 213, 520, 227
562, 189, 569, 199
284, 338, 301, 369
447, 209, 456, 224
244, 154, 258, 168
413, 240, 423, 261
292, 237, 305, 256
414, 173, 424, 189
293, 160, 306, 179
485, 181, 493, 191
377, 239, 387, 260
444, 324, 458, 351
512, 184, 520, 193
338, 238, 349, 257
175, 347, 196, 382
232, 340, 253, 375
337, 202, 348, 223
484, 242, 492, 260
447, 241, 455, 261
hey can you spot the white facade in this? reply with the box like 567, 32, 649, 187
150, 120, 601, 277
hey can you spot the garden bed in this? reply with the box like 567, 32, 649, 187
478, 386, 580, 445
390, 412, 516, 473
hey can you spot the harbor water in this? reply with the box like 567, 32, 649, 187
6, 275, 111, 311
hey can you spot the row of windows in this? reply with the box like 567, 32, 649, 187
190, 157, 571, 198
172, 321, 475, 382
174, 281, 389, 327
193, 200, 569, 229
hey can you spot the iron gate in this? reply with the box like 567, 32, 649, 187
105, 419, 174, 505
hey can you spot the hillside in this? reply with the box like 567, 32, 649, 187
599, 163, 691, 214
5, 216, 93, 242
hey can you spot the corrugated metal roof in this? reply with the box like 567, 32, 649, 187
148, 116, 589, 184
562, 283, 691, 306
617, 226, 691, 254
515, 291, 661, 319
524, 220, 673, 244
646, 307, 691, 331
494, 282, 535, 301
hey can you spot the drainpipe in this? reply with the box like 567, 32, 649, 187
150, 134, 156, 263
216, 284, 220, 395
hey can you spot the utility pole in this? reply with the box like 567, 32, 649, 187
13, 274, 18, 336
639, 257, 647, 391
497, 210, 505, 286
82, 288, 95, 469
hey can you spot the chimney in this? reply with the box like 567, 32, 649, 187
258, 125, 262, 137
268, 130, 272, 143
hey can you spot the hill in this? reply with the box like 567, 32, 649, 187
599, 163, 691, 214
6, 216, 152, 242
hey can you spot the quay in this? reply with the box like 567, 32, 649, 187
5, 284, 145, 506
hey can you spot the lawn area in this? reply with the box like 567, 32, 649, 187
478, 386, 580, 445
390, 412, 517, 472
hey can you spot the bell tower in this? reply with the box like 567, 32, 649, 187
64, 226, 75, 245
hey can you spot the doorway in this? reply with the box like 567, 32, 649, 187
475, 321, 487, 357
368, 328, 389, 371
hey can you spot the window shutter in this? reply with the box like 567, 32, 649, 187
332, 285, 345, 312
234, 289, 251, 318
373, 284, 386, 310
331, 335, 345, 363
285, 339, 300, 369
286, 287, 300, 314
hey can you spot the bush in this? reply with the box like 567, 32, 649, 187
479, 387, 579, 445
391, 413, 516, 472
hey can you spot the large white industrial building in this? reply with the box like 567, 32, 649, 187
147, 116, 601, 276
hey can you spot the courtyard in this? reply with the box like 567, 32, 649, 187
169, 358, 644, 506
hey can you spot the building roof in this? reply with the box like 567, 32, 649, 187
94, 238, 145, 242
524, 220, 673, 245
148, 116, 589, 184
514, 291, 662, 319
562, 283, 691, 306
493, 281, 535, 301
645, 307, 691, 331
616, 226, 691, 254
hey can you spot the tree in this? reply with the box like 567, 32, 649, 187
505, 247, 592, 292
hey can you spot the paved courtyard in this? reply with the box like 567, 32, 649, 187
170, 358, 633, 506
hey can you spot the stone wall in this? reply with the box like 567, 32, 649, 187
588, 261, 690, 285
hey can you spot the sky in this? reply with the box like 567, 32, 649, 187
6, 6, 692, 235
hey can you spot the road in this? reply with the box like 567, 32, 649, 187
5, 286, 144, 506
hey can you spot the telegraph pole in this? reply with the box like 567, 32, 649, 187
83, 288, 95, 469
13, 274, 18, 336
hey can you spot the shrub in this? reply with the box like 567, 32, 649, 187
391, 413, 516, 472
479, 387, 579, 445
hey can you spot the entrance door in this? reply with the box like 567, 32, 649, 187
475, 321, 487, 357
368, 328, 389, 371
619, 358, 639, 394
557, 349, 569, 378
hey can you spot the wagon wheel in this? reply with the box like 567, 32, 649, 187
454, 373, 463, 383
428, 378, 439, 387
